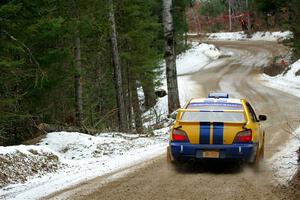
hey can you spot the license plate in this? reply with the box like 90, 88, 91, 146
203, 151, 219, 158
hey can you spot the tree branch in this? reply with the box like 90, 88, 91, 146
2, 29, 45, 79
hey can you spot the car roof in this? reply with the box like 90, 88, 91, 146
189, 98, 243, 104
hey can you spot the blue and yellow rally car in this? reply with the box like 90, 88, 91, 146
167, 93, 267, 165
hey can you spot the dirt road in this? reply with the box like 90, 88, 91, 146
46, 41, 300, 200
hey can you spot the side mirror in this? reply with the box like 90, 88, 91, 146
259, 115, 267, 121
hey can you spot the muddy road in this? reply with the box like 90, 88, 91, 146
46, 41, 300, 200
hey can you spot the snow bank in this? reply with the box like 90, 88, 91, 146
259, 59, 300, 97
176, 43, 222, 75
269, 127, 300, 185
251, 31, 293, 41
208, 31, 247, 41
39, 131, 168, 161
259, 59, 300, 185
0, 130, 169, 199
207, 31, 293, 42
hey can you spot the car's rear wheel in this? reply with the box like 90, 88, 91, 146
166, 146, 173, 163
253, 141, 264, 171
260, 139, 265, 159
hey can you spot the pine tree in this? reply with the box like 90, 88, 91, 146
289, 0, 300, 58
0, 0, 190, 143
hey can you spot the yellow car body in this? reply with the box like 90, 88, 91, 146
168, 93, 266, 164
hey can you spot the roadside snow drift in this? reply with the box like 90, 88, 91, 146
269, 127, 300, 185
259, 59, 300, 97
259, 59, 300, 185
207, 31, 293, 42
176, 43, 221, 75
0, 130, 169, 199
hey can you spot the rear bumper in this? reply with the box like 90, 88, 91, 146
170, 142, 257, 162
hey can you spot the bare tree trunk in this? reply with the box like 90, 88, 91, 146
162, 0, 180, 114
191, 7, 199, 34
74, 4, 83, 127
228, 0, 232, 31
246, 0, 251, 30
127, 67, 133, 131
183, 10, 188, 47
74, 41, 83, 126
108, 0, 128, 132
131, 80, 143, 134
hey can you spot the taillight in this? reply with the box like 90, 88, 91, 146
172, 129, 189, 142
234, 129, 252, 143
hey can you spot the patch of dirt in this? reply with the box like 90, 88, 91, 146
295, 69, 300, 76
263, 63, 289, 76
0, 150, 62, 188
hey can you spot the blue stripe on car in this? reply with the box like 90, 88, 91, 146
213, 122, 224, 144
200, 122, 210, 144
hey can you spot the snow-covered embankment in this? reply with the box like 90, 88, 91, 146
206, 31, 293, 42
259, 59, 300, 185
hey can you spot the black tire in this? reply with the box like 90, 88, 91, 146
253, 142, 264, 171
260, 140, 265, 159
166, 146, 174, 163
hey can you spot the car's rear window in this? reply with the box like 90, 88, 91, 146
187, 102, 243, 111
182, 102, 245, 123
180, 111, 245, 123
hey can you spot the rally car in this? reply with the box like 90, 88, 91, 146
167, 93, 267, 165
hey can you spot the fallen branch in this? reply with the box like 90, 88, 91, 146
2, 29, 45, 86
282, 119, 300, 141
36, 123, 99, 135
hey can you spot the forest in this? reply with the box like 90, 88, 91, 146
1, 0, 299, 146
0, 0, 190, 145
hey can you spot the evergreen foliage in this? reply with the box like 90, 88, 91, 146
289, 0, 300, 58
0, 0, 190, 145
200, 0, 226, 17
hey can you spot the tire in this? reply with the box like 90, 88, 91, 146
260, 139, 265, 159
166, 146, 173, 163
253, 142, 264, 171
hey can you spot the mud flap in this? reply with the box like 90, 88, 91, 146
249, 143, 258, 163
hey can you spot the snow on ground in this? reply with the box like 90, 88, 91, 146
251, 31, 293, 41
176, 43, 221, 75
259, 59, 300, 98
206, 31, 293, 42
208, 31, 247, 41
0, 129, 169, 199
259, 59, 300, 185
268, 127, 300, 185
